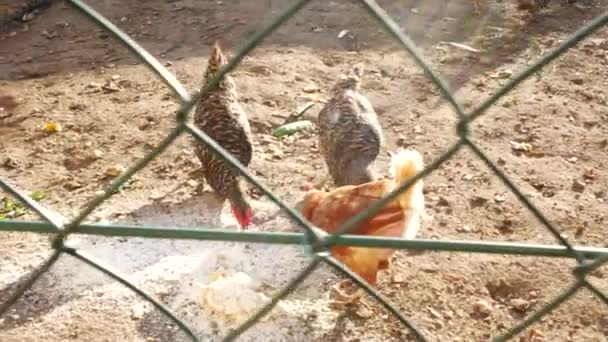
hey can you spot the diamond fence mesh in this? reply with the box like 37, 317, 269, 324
1, 0, 608, 341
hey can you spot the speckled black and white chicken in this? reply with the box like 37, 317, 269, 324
193, 41, 254, 229
474, 0, 578, 14
317, 63, 384, 187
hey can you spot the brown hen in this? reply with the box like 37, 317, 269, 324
300, 149, 424, 287
317, 63, 384, 187
193, 41, 254, 229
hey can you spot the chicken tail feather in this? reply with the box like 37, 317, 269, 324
389, 149, 424, 211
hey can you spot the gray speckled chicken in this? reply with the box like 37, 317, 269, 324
193, 41, 254, 229
317, 64, 384, 187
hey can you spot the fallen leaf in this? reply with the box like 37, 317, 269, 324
528, 328, 545, 341
106, 165, 126, 177
446, 41, 480, 53
428, 307, 442, 319
493, 192, 506, 203
42, 122, 62, 133
490, 70, 513, 79
509, 141, 532, 152
30, 190, 47, 201
337, 29, 350, 39
302, 85, 319, 93
354, 306, 373, 319
42, 30, 58, 39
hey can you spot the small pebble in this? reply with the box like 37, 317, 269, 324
509, 298, 530, 312
437, 196, 450, 207
457, 225, 472, 233
131, 303, 145, 320
570, 77, 584, 85
572, 180, 585, 193
472, 299, 492, 316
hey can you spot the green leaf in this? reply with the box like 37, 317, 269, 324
30, 189, 47, 201
272, 120, 313, 138
0, 197, 25, 218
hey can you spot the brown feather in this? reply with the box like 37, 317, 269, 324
317, 63, 384, 187
301, 150, 425, 285
193, 41, 254, 221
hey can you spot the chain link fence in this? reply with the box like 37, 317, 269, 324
1, 0, 607, 341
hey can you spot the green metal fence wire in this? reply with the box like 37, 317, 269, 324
0, 0, 607, 341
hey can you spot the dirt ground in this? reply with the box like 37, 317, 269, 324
1, 0, 608, 341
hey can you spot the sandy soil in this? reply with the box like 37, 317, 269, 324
1, 0, 608, 341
